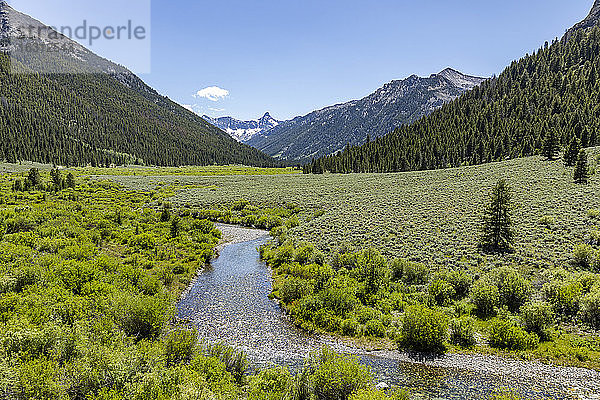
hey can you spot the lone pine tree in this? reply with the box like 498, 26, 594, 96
480, 179, 515, 253
542, 129, 560, 160
564, 137, 581, 167
574, 149, 589, 184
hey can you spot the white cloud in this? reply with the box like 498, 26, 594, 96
194, 86, 230, 102
181, 104, 195, 112
209, 107, 225, 112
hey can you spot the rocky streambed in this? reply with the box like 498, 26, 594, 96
177, 225, 600, 400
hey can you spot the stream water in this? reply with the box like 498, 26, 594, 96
177, 234, 600, 400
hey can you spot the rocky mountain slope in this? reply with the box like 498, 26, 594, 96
203, 112, 281, 143
248, 68, 485, 162
0, 2, 276, 167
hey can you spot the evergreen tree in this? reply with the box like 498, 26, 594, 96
574, 149, 589, 184
27, 168, 41, 188
160, 205, 171, 222
170, 216, 181, 238
563, 137, 581, 167
542, 129, 559, 160
66, 173, 75, 188
480, 179, 515, 253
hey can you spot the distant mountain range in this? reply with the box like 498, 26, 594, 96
238, 68, 484, 162
0, 2, 276, 167
203, 112, 281, 143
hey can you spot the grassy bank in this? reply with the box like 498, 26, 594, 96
110, 150, 600, 370
0, 169, 411, 400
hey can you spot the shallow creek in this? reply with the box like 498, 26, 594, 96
177, 225, 600, 400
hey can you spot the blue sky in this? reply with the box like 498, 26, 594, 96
10, 0, 594, 120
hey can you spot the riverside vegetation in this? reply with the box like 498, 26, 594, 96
0, 168, 412, 400
116, 149, 600, 370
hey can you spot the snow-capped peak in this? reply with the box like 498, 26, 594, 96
204, 112, 282, 143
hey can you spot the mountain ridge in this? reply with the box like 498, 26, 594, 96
203, 112, 281, 143
248, 68, 485, 162
0, 3, 277, 167
305, 1, 600, 174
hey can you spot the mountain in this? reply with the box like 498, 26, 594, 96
203, 112, 281, 143
0, 2, 277, 167
565, 0, 600, 39
247, 68, 485, 162
305, 1, 600, 174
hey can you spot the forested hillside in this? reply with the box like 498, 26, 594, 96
306, 26, 600, 173
0, 3, 277, 167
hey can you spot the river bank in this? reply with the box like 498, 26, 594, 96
182, 224, 600, 399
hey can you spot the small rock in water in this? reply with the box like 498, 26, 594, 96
375, 382, 390, 390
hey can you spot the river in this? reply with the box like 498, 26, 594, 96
176, 226, 600, 400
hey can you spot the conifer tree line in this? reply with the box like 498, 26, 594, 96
0, 53, 279, 167
305, 27, 600, 174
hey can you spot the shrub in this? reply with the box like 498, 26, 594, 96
399, 305, 448, 352
520, 302, 554, 340
428, 279, 455, 306
355, 307, 382, 324
449, 317, 477, 348
321, 286, 359, 317
364, 319, 386, 338
471, 280, 499, 318
205, 343, 248, 384
543, 280, 582, 316
447, 270, 472, 299
164, 329, 197, 366
295, 243, 316, 265
118, 295, 171, 339
495, 268, 531, 312
279, 277, 314, 304
309, 347, 371, 400
573, 244, 595, 269
589, 229, 600, 247
390, 259, 428, 285
538, 215, 555, 228
588, 209, 600, 219
248, 367, 291, 400
341, 318, 359, 336
488, 319, 539, 351
580, 288, 600, 329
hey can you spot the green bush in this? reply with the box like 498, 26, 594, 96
428, 279, 455, 306
164, 329, 197, 366
495, 268, 531, 312
449, 317, 477, 348
488, 319, 539, 351
205, 343, 248, 384
118, 294, 171, 339
321, 286, 359, 318
399, 305, 448, 352
447, 270, 472, 299
390, 259, 428, 285
364, 319, 386, 338
573, 244, 595, 269
341, 318, 359, 336
544, 280, 582, 316
248, 367, 291, 400
471, 280, 499, 318
279, 277, 314, 304
520, 302, 554, 340
309, 348, 371, 400
580, 287, 600, 329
